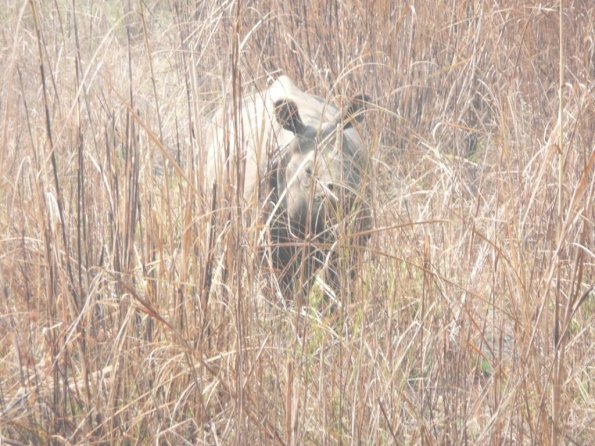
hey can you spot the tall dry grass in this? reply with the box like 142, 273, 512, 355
0, 1, 593, 444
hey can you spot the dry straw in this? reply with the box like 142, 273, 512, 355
0, 1, 593, 444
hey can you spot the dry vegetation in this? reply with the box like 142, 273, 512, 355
1, 1, 594, 444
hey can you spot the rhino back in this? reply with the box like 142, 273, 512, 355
205, 76, 367, 203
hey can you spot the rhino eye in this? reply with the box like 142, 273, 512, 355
305, 166, 313, 176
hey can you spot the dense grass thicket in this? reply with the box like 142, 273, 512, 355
1, 1, 593, 444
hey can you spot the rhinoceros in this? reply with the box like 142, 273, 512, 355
205, 75, 371, 303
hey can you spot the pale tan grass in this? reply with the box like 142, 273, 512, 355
0, 1, 593, 444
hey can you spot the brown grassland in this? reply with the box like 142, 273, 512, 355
0, 1, 593, 444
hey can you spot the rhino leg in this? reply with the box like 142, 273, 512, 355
269, 225, 316, 304
268, 225, 297, 299
322, 251, 354, 307
323, 205, 372, 308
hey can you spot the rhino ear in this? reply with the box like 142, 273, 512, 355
274, 99, 306, 135
341, 94, 370, 128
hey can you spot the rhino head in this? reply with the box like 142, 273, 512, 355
269, 95, 369, 239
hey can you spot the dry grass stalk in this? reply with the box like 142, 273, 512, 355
0, 1, 593, 444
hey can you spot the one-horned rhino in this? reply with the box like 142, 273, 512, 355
205, 75, 371, 303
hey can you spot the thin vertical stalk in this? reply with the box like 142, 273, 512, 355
552, 1, 564, 445
231, 2, 245, 443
